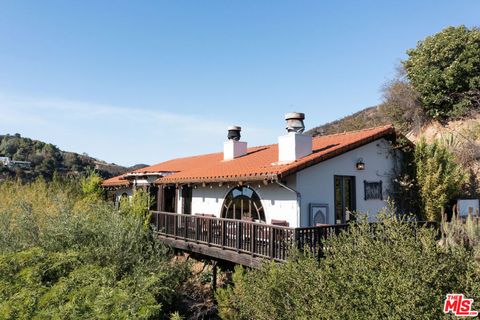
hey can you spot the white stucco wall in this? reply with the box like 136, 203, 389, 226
296, 138, 400, 226
183, 175, 299, 226
175, 138, 400, 227
113, 187, 133, 204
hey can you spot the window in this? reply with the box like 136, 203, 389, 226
334, 175, 356, 224
181, 186, 192, 214
221, 186, 265, 222
364, 181, 383, 200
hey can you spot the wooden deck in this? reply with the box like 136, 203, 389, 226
151, 211, 347, 268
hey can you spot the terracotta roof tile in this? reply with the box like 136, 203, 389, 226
102, 124, 398, 187
157, 124, 396, 183
102, 175, 129, 187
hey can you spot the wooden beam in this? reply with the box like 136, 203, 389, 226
158, 236, 265, 268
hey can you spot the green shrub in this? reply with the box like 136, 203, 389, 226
415, 138, 466, 221
217, 212, 479, 320
119, 188, 153, 227
80, 169, 104, 200
0, 180, 189, 319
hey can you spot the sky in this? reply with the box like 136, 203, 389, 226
0, 1, 478, 166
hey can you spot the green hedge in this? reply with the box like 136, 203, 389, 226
217, 213, 480, 319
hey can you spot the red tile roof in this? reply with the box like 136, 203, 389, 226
101, 125, 398, 187
102, 175, 129, 187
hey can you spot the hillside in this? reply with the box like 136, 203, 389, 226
306, 106, 391, 136
0, 133, 147, 181
308, 106, 480, 197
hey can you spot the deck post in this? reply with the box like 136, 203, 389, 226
184, 216, 188, 240
221, 220, 225, 249
269, 227, 274, 259
207, 218, 212, 246
195, 216, 200, 243
173, 214, 177, 239
164, 213, 168, 237
251, 224, 255, 256
236, 221, 241, 252
211, 260, 218, 293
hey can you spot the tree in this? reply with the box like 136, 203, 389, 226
415, 138, 466, 221
403, 25, 480, 120
379, 67, 425, 133
80, 170, 104, 200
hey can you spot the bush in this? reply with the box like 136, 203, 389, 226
415, 138, 467, 221
0, 179, 189, 319
216, 212, 479, 319
403, 25, 480, 120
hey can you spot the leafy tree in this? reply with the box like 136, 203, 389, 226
415, 138, 466, 221
80, 169, 104, 199
119, 188, 153, 227
379, 67, 426, 133
403, 25, 480, 119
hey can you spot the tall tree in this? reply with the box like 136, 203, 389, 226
403, 26, 480, 120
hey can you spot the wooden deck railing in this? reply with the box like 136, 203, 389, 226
151, 211, 348, 262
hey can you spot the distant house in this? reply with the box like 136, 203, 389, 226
0, 157, 10, 166
0, 156, 31, 169
102, 113, 405, 228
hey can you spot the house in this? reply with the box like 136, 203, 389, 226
102, 113, 404, 228
0, 156, 32, 169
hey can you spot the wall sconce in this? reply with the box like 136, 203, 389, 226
356, 158, 365, 170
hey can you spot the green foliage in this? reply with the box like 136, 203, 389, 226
80, 169, 104, 200
217, 213, 479, 320
415, 138, 467, 221
170, 311, 184, 320
0, 180, 189, 319
0, 133, 96, 181
378, 71, 426, 133
404, 25, 480, 120
119, 188, 153, 227
307, 106, 392, 136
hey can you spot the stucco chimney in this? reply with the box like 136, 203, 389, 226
278, 112, 312, 163
224, 126, 247, 160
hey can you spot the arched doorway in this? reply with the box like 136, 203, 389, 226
221, 186, 266, 222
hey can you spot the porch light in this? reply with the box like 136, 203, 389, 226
356, 158, 365, 170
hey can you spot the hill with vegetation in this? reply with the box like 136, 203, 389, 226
309, 25, 479, 139
0, 133, 146, 181
308, 26, 480, 203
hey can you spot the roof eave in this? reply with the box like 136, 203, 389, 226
155, 174, 279, 185
278, 127, 398, 179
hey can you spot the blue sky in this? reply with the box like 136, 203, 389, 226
0, 1, 478, 166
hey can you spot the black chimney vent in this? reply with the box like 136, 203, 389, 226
227, 126, 241, 141
285, 112, 305, 133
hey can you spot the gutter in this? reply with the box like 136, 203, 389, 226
275, 179, 302, 228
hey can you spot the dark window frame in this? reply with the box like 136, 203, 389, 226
363, 180, 383, 200
334, 175, 356, 224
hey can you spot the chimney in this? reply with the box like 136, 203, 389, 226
224, 126, 247, 160
278, 112, 312, 163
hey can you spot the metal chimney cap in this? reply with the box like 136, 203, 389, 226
285, 112, 306, 133
285, 112, 305, 121
227, 126, 242, 141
